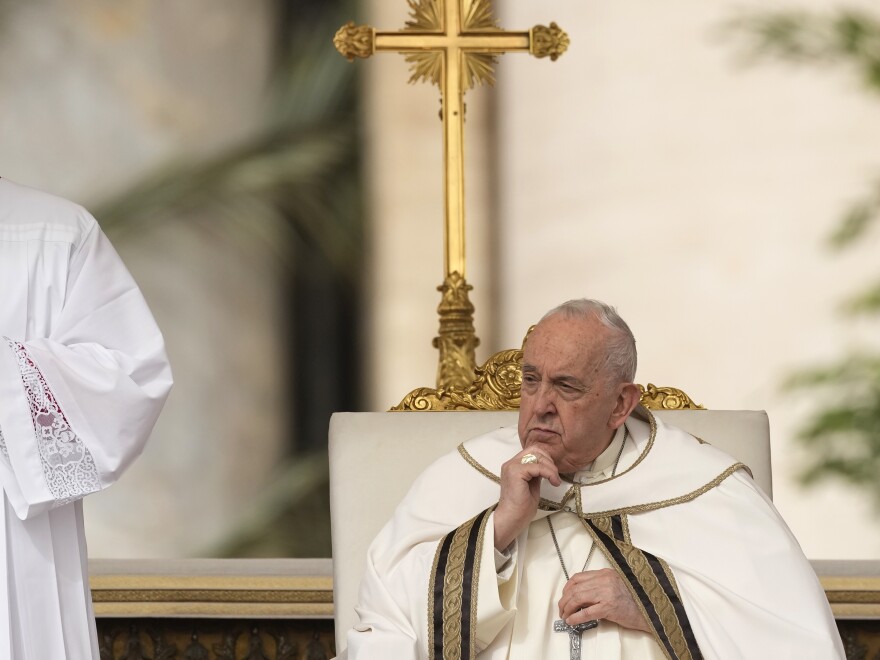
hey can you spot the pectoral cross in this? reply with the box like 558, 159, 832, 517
334, 1, 568, 389
554, 618, 598, 660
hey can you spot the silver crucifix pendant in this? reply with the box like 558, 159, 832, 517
554, 618, 599, 660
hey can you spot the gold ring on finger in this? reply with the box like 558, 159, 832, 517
520, 453, 538, 465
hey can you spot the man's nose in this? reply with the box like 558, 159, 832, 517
534, 384, 557, 415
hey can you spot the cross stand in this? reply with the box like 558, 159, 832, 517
554, 618, 599, 660
334, 0, 569, 389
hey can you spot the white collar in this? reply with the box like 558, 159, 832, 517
568, 425, 627, 484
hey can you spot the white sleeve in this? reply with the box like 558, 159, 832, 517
346, 450, 510, 659
0, 219, 172, 519
644, 470, 846, 660
349, 510, 520, 660
346, 529, 429, 659
494, 539, 516, 580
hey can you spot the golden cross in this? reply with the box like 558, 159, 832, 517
334, 0, 568, 391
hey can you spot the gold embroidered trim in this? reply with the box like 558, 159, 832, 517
457, 443, 499, 483
457, 444, 561, 511
459, 442, 748, 520
621, 513, 631, 544
568, 415, 658, 488
427, 513, 451, 658
573, 486, 584, 518
441, 518, 474, 660
457, 410, 658, 495
578, 519, 692, 660
428, 508, 493, 660
578, 520, 671, 659
468, 508, 492, 658
591, 516, 613, 537
692, 434, 753, 478
559, 486, 577, 510
581, 462, 748, 519
458, 413, 659, 489
659, 558, 683, 602
625, 544, 692, 659
428, 534, 442, 656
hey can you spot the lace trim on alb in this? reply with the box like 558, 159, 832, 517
6, 339, 101, 506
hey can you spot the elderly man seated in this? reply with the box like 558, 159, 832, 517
343, 299, 844, 659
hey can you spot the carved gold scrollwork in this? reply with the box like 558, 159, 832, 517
333, 22, 375, 61
433, 272, 480, 390
393, 347, 522, 411
530, 22, 570, 61
394, 342, 704, 412
638, 384, 704, 410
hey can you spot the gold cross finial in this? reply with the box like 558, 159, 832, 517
334, 0, 568, 390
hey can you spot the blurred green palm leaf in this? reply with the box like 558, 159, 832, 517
731, 9, 880, 509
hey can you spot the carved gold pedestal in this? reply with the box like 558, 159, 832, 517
432, 272, 480, 389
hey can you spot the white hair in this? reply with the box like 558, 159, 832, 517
540, 299, 637, 383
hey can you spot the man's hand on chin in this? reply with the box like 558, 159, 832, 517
493, 447, 561, 551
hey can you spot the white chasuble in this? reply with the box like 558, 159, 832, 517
346, 410, 845, 660
0, 179, 172, 659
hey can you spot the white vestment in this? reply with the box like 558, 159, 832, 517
345, 409, 845, 659
0, 179, 172, 659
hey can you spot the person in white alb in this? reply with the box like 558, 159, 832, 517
0, 177, 172, 658
344, 299, 845, 659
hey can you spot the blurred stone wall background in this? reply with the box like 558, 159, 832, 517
0, 0, 355, 558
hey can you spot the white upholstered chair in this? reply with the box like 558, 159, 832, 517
328, 407, 771, 655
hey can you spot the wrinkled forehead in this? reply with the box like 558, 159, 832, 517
523, 316, 609, 373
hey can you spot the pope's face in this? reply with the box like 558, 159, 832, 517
518, 314, 628, 474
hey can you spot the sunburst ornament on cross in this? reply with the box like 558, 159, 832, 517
334, 0, 569, 391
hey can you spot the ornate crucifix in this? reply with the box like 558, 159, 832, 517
334, 0, 568, 389
554, 618, 598, 660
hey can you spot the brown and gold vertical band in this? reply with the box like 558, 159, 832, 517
428, 507, 493, 660
584, 515, 703, 660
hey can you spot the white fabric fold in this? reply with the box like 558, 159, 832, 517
0, 178, 172, 658
345, 413, 844, 659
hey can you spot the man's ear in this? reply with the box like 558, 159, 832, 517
609, 383, 641, 429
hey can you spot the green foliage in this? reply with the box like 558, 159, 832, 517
842, 281, 880, 316
785, 355, 880, 507
829, 180, 880, 250
729, 10, 880, 256
728, 10, 880, 91
733, 9, 880, 507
